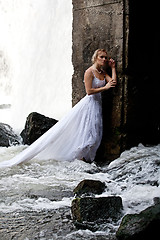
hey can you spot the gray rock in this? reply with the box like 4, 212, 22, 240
71, 196, 123, 224
0, 123, 21, 147
21, 112, 58, 145
73, 179, 106, 197
116, 203, 160, 240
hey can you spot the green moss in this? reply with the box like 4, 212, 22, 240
116, 203, 160, 240
71, 198, 82, 222
114, 127, 122, 136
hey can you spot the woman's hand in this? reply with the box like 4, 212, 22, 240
108, 58, 116, 69
104, 79, 117, 90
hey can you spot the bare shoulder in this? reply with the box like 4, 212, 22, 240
84, 66, 94, 78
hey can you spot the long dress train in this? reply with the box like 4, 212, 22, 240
0, 75, 106, 168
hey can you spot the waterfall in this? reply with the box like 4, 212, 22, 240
0, 0, 73, 132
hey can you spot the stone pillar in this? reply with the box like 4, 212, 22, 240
72, 0, 159, 163
72, 0, 128, 162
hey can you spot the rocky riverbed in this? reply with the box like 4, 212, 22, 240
0, 118, 160, 239
0, 143, 160, 239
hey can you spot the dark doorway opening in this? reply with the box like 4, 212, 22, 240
127, 1, 159, 147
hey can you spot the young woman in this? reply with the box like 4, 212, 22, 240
0, 49, 117, 168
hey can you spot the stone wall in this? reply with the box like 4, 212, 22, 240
72, 0, 128, 162
72, 0, 125, 103
72, 0, 159, 163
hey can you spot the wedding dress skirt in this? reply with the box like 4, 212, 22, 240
0, 76, 105, 168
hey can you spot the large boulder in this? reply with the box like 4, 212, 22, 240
73, 179, 106, 197
71, 196, 123, 230
21, 112, 58, 145
116, 203, 160, 240
0, 123, 21, 147
71, 180, 123, 231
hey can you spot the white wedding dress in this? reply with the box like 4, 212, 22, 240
0, 74, 106, 168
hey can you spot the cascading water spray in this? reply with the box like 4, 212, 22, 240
0, 0, 73, 131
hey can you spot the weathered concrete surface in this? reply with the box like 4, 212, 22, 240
72, 0, 128, 162
72, 0, 159, 163
72, 0, 124, 104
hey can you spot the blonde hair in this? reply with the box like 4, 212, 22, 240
91, 49, 108, 64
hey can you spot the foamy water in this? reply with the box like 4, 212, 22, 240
0, 143, 159, 238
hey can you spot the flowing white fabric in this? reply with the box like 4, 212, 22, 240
0, 76, 106, 168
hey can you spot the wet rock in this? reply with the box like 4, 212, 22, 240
0, 123, 21, 147
153, 197, 160, 205
72, 180, 123, 230
21, 112, 58, 145
71, 196, 123, 224
73, 179, 106, 197
116, 203, 160, 240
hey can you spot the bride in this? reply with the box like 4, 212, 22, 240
0, 49, 117, 168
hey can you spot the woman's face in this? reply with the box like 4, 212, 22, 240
96, 51, 108, 66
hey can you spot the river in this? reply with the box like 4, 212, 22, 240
0, 143, 160, 239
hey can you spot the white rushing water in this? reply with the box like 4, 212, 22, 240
0, 0, 73, 131
0, 143, 160, 238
